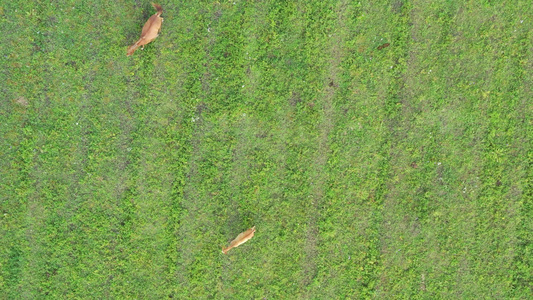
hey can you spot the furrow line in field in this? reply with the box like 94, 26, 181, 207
301, 1, 349, 295
174, 6, 222, 296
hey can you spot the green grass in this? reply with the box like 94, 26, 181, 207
1, 0, 531, 298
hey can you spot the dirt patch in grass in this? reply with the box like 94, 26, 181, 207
15, 96, 29, 107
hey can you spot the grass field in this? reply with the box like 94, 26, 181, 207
1, 0, 531, 298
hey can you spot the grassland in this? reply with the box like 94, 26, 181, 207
0, 0, 531, 298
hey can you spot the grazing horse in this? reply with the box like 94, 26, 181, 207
127, 3, 163, 56
222, 226, 256, 254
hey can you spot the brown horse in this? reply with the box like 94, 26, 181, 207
127, 3, 163, 56
222, 226, 256, 254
